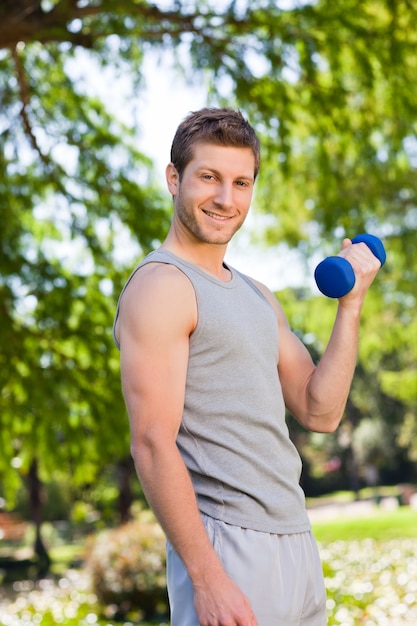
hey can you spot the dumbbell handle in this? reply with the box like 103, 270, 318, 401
314, 234, 386, 298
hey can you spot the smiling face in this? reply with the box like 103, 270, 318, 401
166, 142, 256, 246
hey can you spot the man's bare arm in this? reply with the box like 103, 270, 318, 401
115, 263, 258, 626
256, 239, 382, 433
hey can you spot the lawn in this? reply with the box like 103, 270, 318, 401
1, 503, 416, 625
312, 506, 417, 543
312, 506, 417, 625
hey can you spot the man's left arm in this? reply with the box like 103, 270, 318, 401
260, 238, 382, 433
277, 301, 361, 433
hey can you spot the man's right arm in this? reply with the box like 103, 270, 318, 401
115, 262, 257, 626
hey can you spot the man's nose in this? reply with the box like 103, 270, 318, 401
214, 183, 234, 210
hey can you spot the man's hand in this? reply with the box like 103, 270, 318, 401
193, 569, 258, 626
337, 237, 382, 308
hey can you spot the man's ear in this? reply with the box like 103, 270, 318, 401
166, 163, 179, 196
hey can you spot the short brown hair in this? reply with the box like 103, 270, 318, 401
170, 107, 261, 180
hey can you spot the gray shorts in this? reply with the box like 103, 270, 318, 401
167, 513, 327, 626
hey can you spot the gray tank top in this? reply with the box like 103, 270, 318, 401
114, 249, 311, 534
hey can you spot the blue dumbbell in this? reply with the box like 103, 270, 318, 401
314, 234, 386, 298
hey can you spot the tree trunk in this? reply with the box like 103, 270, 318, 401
27, 458, 51, 578
343, 399, 361, 499
117, 457, 135, 524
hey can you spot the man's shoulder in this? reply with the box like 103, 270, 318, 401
125, 258, 194, 300
116, 259, 197, 342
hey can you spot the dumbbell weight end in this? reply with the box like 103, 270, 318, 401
314, 256, 356, 298
314, 234, 386, 298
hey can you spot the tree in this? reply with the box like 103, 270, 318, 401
0, 2, 172, 553
1, 0, 416, 539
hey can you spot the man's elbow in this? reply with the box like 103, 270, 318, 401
301, 409, 344, 434
310, 420, 340, 434
130, 427, 177, 473
130, 434, 157, 475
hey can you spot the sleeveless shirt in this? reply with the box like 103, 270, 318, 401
114, 249, 311, 534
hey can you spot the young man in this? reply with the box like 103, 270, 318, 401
113, 108, 382, 625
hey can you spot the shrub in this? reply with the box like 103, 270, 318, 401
85, 511, 168, 619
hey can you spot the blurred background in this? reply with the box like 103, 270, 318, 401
1, 1, 416, 624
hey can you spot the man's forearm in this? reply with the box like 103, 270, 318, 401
305, 304, 360, 432
132, 440, 223, 583
132, 439, 258, 624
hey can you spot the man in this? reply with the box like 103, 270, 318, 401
113, 108, 381, 625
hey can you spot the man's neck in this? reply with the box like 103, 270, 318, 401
161, 236, 231, 282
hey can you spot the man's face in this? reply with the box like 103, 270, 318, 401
166, 142, 256, 246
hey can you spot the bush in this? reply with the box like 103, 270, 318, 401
85, 511, 168, 620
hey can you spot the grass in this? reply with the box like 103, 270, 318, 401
309, 498, 417, 624
305, 485, 412, 507
49, 542, 85, 576
2, 494, 417, 625
312, 506, 417, 543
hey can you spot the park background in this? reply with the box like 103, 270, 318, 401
1, 0, 417, 624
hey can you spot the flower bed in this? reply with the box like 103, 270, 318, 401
320, 538, 417, 625
1, 537, 417, 624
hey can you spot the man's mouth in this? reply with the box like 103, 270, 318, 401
203, 210, 230, 221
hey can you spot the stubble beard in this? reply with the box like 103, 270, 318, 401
175, 192, 242, 246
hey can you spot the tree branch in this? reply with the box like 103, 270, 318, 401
11, 45, 51, 166
0, 0, 223, 50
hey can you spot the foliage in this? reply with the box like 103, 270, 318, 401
85, 511, 168, 620
0, 0, 416, 510
13, 477, 72, 522
2, 506, 417, 624
0, 22, 170, 504
0, 570, 164, 626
